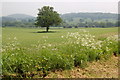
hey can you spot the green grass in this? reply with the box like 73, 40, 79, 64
2, 27, 118, 78
2, 27, 118, 45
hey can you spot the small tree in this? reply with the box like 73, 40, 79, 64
35, 6, 62, 32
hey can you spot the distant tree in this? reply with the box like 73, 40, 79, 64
100, 22, 106, 28
68, 18, 73, 22
91, 19, 94, 22
92, 25, 96, 28
63, 26, 66, 28
79, 19, 84, 23
85, 21, 89, 28
74, 26, 78, 28
61, 20, 67, 27
105, 19, 108, 27
35, 6, 62, 32
116, 20, 120, 27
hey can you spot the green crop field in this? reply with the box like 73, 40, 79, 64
2, 27, 119, 78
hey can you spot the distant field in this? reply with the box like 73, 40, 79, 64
2, 27, 118, 46
2, 27, 118, 78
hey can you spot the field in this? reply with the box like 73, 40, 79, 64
2, 27, 119, 78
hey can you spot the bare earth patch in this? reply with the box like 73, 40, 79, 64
45, 56, 118, 78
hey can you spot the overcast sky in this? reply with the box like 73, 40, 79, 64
1, 0, 119, 2
1, 0, 119, 17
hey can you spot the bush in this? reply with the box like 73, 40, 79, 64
39, 52, 74, 71
74, 53, 88, 68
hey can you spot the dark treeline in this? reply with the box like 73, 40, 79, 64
2, 19, 35, 27
1, 14, 35, 27
61, 20, 119, 28
60, 12, 118, 28
1, 13, 119, 28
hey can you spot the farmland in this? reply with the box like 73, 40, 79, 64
2, 27, 119, 78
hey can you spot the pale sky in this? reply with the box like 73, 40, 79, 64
1, 0, 119, 2
1, 0, 120, 17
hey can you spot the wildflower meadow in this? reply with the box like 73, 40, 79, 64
1, 27, 119, 78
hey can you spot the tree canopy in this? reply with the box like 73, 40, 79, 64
35, 6, 62, 32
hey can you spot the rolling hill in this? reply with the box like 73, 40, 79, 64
1, 13, 118, 27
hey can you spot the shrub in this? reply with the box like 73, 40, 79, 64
74, 53, 88, 68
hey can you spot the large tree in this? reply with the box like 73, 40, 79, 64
35, 6, 62, 32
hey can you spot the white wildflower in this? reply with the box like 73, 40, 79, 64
61, 36, 64, 38
14, 37, 17, 40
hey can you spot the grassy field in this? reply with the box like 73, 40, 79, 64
2, 27, 118, 78
2, 27, 118, 45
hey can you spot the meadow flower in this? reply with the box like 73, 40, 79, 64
14, 37, 17, 40
61, 36, 64, 38
42, 46, 46, 48
48, 44, 52, 47
63, 30, 118, 54
52, 48, 57, 51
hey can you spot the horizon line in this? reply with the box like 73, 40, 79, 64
1, 12, 118, 17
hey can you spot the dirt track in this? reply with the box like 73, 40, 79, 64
45, 56, 118, 78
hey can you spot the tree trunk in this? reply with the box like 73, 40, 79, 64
46, 27, 49, 32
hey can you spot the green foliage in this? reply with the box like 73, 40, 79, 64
35, 6, 62, 31
40, 53, 74, 71
2, 20, 35, 27
2, 48, 35, 75
74, 53, 88, 68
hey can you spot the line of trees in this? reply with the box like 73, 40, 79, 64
61, 21, 119, 28
2, 19, 35, 27
2, 19, 119, 28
